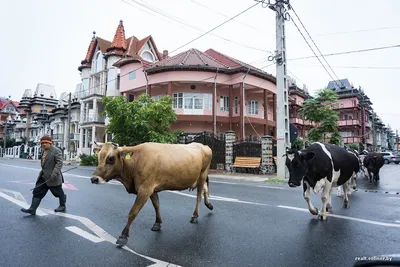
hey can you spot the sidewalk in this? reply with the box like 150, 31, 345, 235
0, 157, 285, 183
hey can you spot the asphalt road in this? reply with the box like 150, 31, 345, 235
0, 158, 399, 267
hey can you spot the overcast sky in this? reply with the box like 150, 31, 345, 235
1, 0, 399, 132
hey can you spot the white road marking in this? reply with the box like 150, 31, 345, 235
257, 185, 285, 190
389, 197, 400, 200
65, 226, 104, 243
277, 205, 400, 228
0, 191, 47, 216
0, 188, 27, 202
2, 163, 399, 229
211, 181, 237, 185
0, 188, 181, 267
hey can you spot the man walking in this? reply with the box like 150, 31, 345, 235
21, 135, 67, 215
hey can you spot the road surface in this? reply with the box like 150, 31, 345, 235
0, 158, 399, 267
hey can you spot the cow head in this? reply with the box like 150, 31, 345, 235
90, 141, 134, 184
285, 147, 315, 188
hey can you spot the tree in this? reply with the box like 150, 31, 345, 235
300, 88, 342, 145
102, 94, 183, 146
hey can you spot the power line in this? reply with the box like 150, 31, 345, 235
288, 44, 400, 61
289, 64, 400, 70
123, 0, 269, 54
315, 26, 400, 36
288, 7, 343, 90
289, 5, 345, 88
170, 2, 260, 54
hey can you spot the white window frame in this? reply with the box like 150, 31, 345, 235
173, 93, 183, 109
220, 96, 229, 112
248, 100, 258, 115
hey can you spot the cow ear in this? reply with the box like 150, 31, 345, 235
302, 151, 315, 161
118, 148, 134, 160
93, 147, 101, 155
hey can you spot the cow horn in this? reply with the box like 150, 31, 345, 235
111, 142, 119, 148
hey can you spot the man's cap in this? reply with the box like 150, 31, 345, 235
40, 135, 52, 144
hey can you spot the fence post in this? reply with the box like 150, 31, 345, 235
225, 130, 235, 171
261, 135, 273, 174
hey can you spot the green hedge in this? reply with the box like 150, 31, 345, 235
79, 154, 98, 166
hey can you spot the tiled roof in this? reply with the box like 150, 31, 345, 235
107, 20, 127, 54
0, 99, 20, 110
154, 48, 227, 68
327, 79, 352, 90
204, 48, 263, 72
79, 20, 163, 71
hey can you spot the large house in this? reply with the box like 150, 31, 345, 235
115, 47, 277, 141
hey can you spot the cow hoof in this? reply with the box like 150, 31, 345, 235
310, 208, 318, 215
353, 186, 357, 190
190, 217, 198, 224
116, 236, 128, 247
343, 203, 350, 209
318, 214, 327, 221
206, 203, 214, 210
151, 223, 161, 232
326, 206, 332, 213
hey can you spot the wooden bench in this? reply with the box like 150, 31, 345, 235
232, 156, 262, 174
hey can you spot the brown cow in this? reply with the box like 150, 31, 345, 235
90, 141, 214, 247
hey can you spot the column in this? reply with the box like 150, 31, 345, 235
93, 99, 97, 121
85, 103, 89, 122
64, 119, 68, 149
239, 83, 244, 140
148, 84, 152, 97
225, 130, 236, 172
80, 101, 84, 123
261, 135, 273, 174
229, 85, 233, 130
273, 94, 277, 138
92, 126, 96, 144
167, 82, 172, 96
212, 84, 217, 135
79, 127, 83, 154
264, 90, 269, 135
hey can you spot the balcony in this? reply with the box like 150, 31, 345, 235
343, 137, 361, 144
289, 117, 315, 126
69, 133, 80, 140
81, 114, 105, 125
338, 119, 361, 127
51, 133, 64, 141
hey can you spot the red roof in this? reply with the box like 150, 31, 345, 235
154, 48, 227, 68
79, 20, 163, 71
204, 48, 264, 72
0, 99, 19, 110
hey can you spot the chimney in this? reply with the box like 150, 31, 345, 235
163, 50, 168, 59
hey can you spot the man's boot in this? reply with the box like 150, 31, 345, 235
54, 194, 66, 212
21, 197, 42, 215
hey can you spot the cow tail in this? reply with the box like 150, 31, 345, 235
206, 175, 210, 189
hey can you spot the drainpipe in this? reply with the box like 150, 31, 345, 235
214, 68, 219, 136
242, 68, 251, 140
143, 69, 149, 95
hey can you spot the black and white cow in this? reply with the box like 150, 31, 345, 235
337, 146, 360, 197
285, 142, 360, 221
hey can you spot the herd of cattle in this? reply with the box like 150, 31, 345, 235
89, 141, 385, 247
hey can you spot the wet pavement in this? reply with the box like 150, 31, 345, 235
0, 159, 399, 267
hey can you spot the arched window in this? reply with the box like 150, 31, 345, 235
141, 51, 154, 62
93, 51, 103, 73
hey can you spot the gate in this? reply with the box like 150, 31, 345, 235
233, 140, 262, 160
181, 132, 226, 170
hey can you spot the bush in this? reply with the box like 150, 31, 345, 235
79, 153, 97, 166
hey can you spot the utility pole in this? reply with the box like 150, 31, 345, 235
265, 0, 291, 179
3, 117, 7, 152
372, 112, 376, 151
66, 92, 72, 161
396, 129, 399, 151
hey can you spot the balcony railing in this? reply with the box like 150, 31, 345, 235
82, 114, 105, 124
81, 86, 106, 99
289, 117, 315, 126
69, 133, 80, 140
343, 137, 361, 144
51, 133, 64, 140
338, 119, 361, 126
